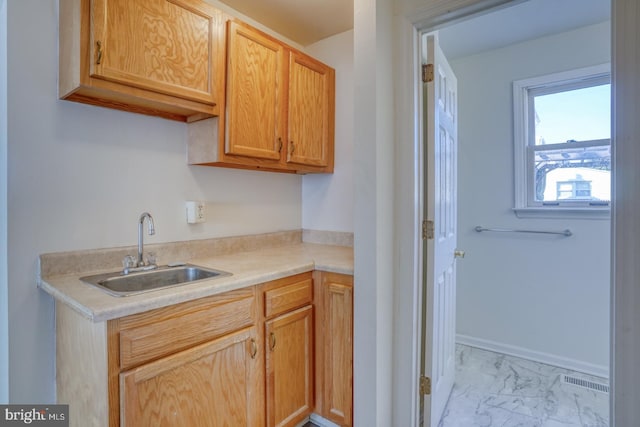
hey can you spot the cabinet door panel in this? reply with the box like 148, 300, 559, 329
120, 327, 260, 427
226, 21, 284, 161
314, 272, 353, 427
324, 281, 353, 426
91, 0, 217, 104
287, 52, 335, 168
266, 305, 313, 427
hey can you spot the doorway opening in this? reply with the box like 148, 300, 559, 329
418, 0, 611, 425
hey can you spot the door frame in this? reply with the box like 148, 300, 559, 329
391, 0, 638, 425
0, 0, 8, 404
392, 3, 521, 426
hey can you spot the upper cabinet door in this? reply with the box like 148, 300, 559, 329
287, 51, 335, 169
225, 21, 285, 161
90, 0, 218, 105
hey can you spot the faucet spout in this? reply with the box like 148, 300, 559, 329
137, 212, 156, 267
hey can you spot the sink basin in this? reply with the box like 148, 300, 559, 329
80, 264, 231, 297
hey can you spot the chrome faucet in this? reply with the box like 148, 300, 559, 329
137, 212, 155, 267
122, 212, 158, 275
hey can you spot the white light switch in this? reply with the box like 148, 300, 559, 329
186, 201, 206, 224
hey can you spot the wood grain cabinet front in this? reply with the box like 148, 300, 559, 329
314, 272, 354, 427
260, 273, 315, 427
55, 271, 352, 427
109, 287, 264, 427
59, 0, 225, 122
56, 287, 263, 427
286, 50, 335, 170
265, 306, 314, 427
120, 327, 261, 427
225, 21, 286, 163
188, 20, 335, 174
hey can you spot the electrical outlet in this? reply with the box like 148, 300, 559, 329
186, 201, 206, 224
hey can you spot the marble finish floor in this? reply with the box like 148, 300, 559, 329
439, 345, 609, 427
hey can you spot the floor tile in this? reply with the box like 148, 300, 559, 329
438, 345, 609, 427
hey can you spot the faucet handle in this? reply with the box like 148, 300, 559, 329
122, 255, 136, 270
146, 252, 157, 266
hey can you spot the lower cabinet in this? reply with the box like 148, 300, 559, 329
265, 306, 314, 427
261, 274, 315, 427
121, 327, 260, 426
110, 286, 264, 427
314, 272, 354, 427
55, 271, 352, 427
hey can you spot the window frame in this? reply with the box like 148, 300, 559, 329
513, 63, 611, 218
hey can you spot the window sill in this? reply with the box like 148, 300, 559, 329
513, 207, 610, 220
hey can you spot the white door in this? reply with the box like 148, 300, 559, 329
420, 33, 459, 427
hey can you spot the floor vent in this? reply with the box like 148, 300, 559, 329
562, 374, 609, 394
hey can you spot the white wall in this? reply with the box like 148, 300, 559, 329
353, 0, 395, 425
0, 0, 8, 405
7, 0, 301, 402
452, 21, 611, 374
302, 31, 354, 233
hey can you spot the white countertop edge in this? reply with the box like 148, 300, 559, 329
38, 279, 96, 320
38, 243, 353, 323
41, 264, 319, 323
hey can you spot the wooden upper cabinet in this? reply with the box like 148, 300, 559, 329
90, 0, 217, 105
187, 19, 334, 173
226, 21, 285, 161
287, 51, 335, 170
59, 0, 224, 122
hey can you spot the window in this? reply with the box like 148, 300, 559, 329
557, 179, 591, 200
513, 64, 611, 217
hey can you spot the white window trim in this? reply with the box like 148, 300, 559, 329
513, 63, 611, 219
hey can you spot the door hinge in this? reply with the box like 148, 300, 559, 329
419, 375, 432, 396
422, 220, 434, 240
422, 64, 434, 83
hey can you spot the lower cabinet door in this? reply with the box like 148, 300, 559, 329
322, 277, 353, 426
120, 327, 261, 427
265, 305, 314, 427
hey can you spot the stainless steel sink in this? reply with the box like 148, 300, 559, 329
80, 264, 231, 297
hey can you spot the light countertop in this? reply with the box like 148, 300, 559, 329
39, 242, 353, 322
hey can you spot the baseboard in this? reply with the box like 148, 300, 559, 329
309, 413, 340, 427
456, 334, 609, 379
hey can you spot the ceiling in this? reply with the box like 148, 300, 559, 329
217, 0, 608, 56
217, 0, 353, 46
439, 0, 610, 59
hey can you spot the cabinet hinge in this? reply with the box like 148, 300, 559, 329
422, 220, 434, 240
419, 375, 432, 396
422, 64, 434, 83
